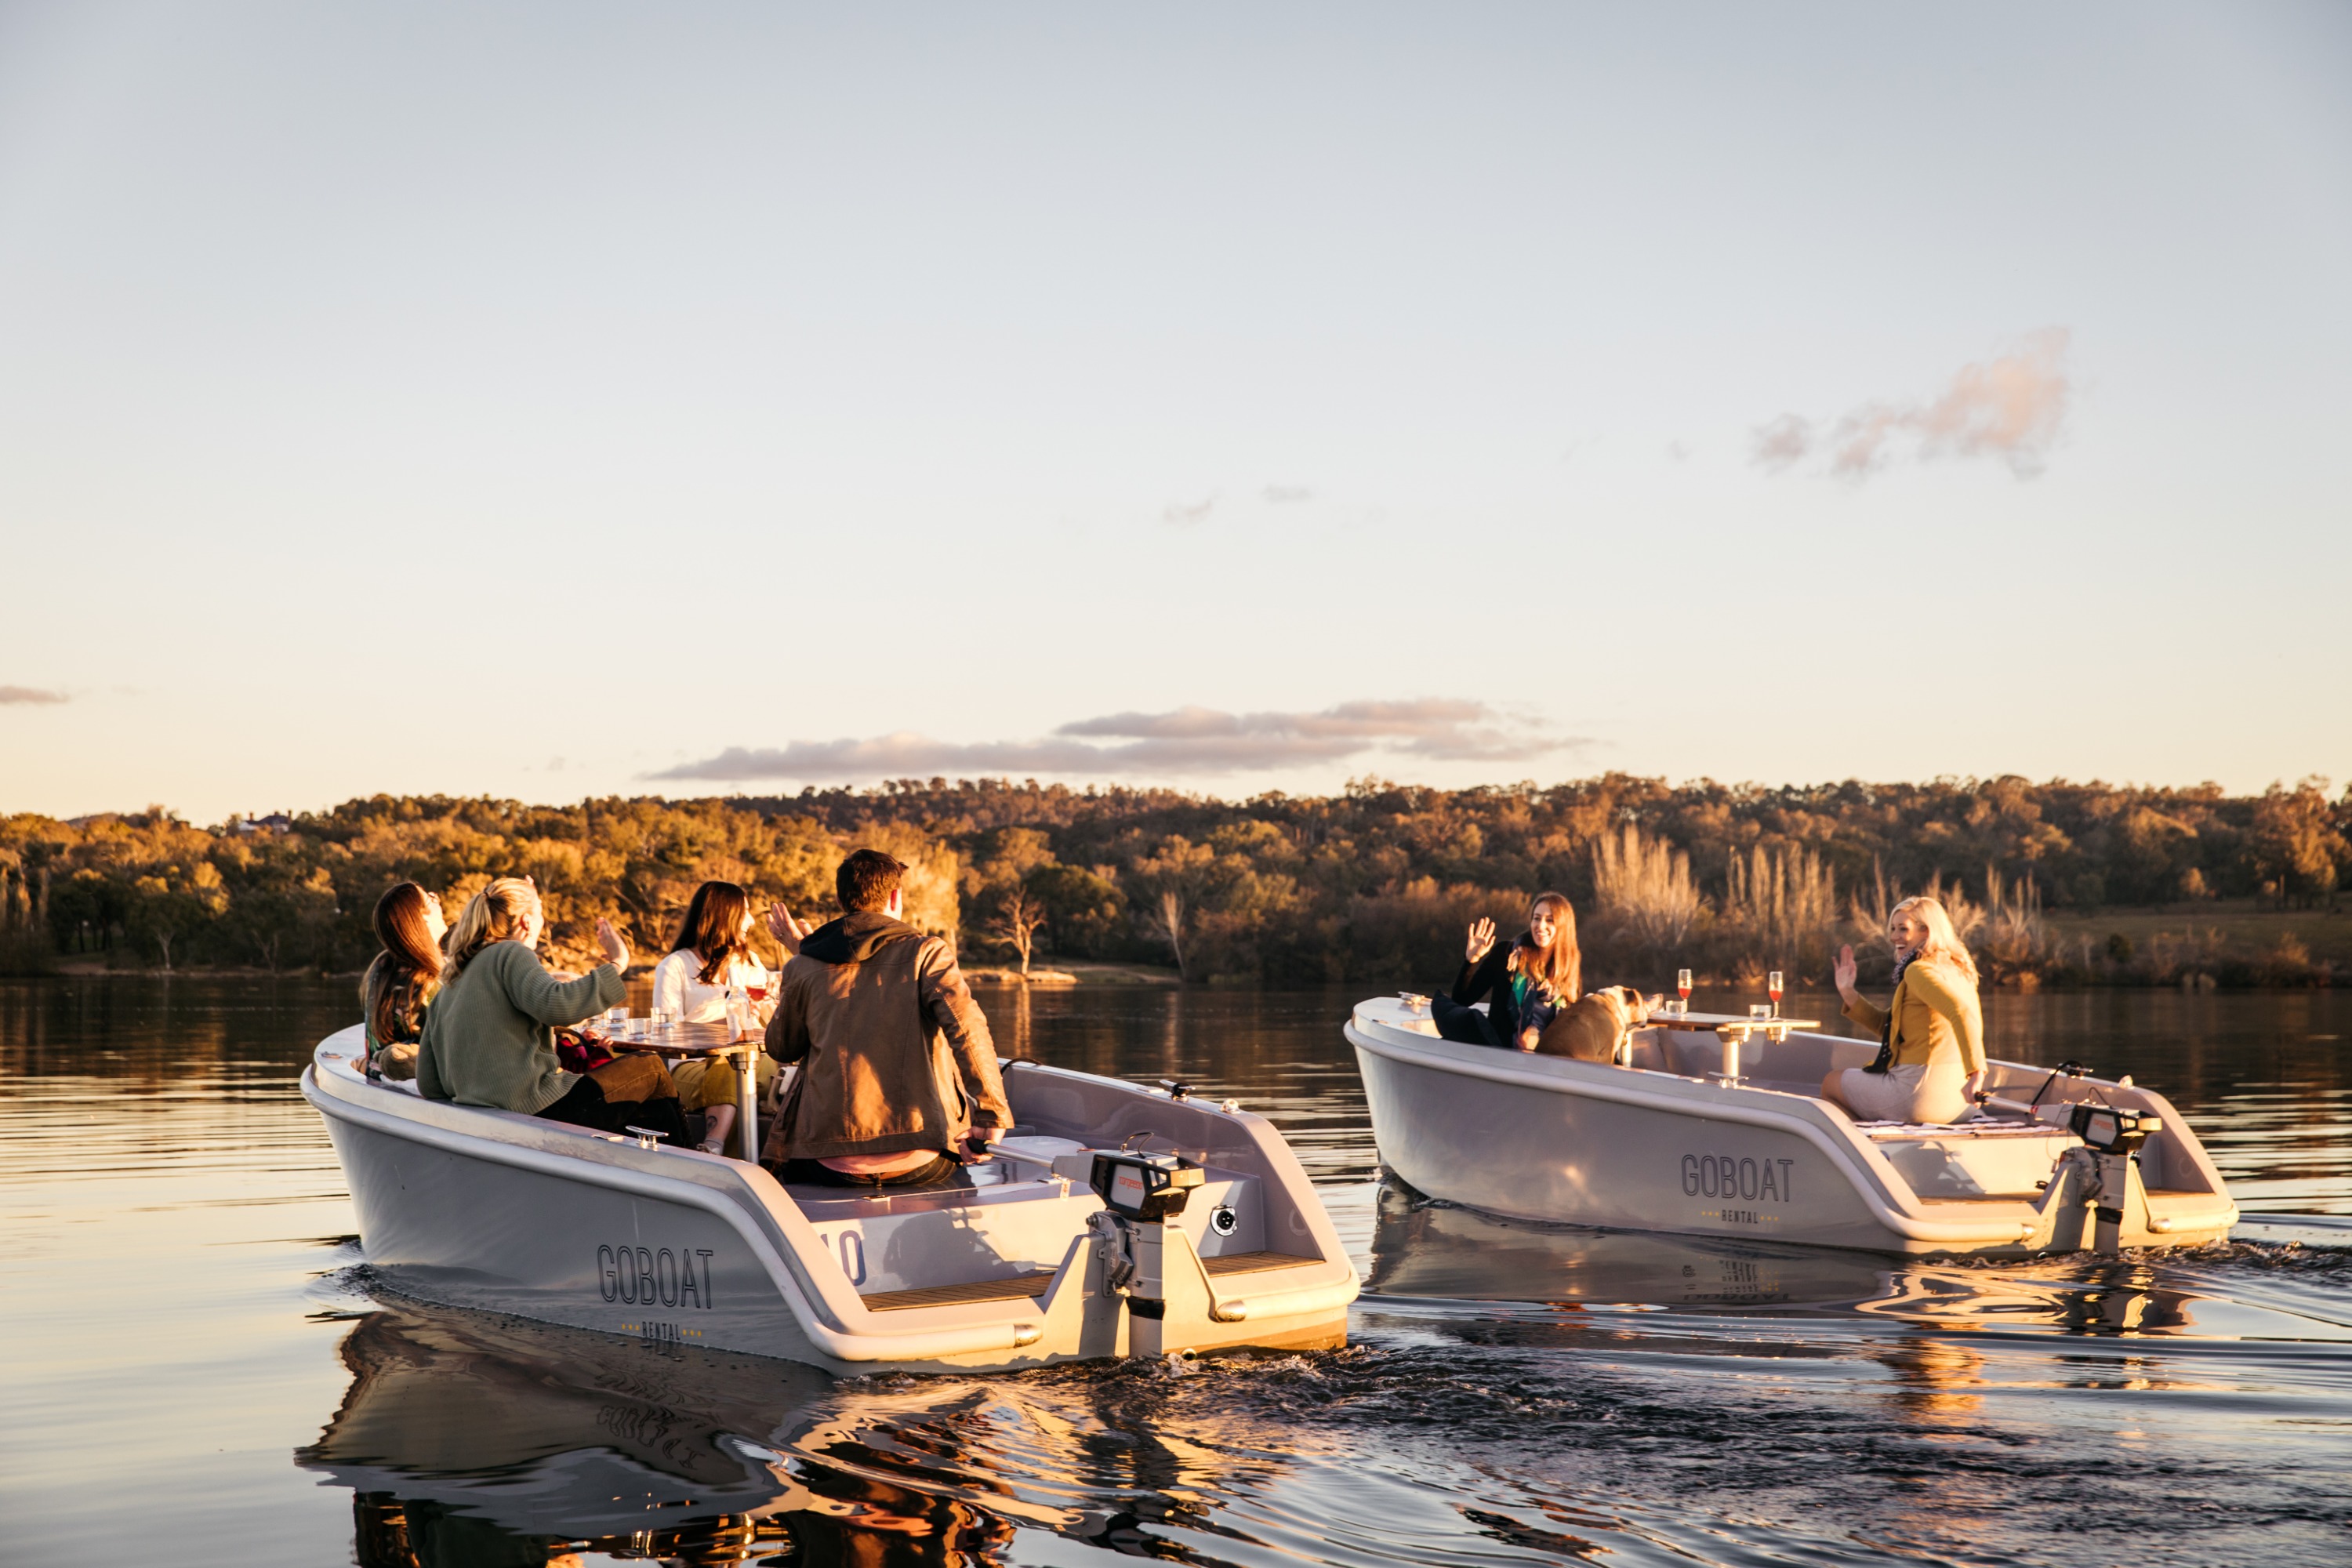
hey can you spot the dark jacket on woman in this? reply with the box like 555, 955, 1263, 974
1450, 933, 1533, 1039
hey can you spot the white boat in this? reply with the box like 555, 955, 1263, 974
303, 1025, 1357, 1373
1345, 997, 2238, 1257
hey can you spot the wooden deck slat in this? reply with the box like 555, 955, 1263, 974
1201, 1250, 1320, 1277
860, 1270, 1056, 1312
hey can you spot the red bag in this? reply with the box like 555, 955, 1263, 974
555, 1028, 618, 1075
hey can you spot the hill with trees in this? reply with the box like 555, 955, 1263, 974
2, 774, 2343, 989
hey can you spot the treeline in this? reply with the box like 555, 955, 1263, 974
2, 774, 2344, 989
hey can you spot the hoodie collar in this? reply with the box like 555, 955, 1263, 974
800, 909, 921, 964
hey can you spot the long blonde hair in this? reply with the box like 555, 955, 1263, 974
1891, 895, 1980, 986
444, 877, 537, 977
1510, 891, 1583, 1003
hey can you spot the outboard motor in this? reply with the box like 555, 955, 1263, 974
1089, 1151, 1205, 1353
2069, 1103, 2161, 1254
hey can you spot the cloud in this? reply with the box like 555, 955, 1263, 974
1161, 495, 1216, 525
652, 700, 1590, 782
1261, 484, 1313, 504
1751, 416, 1812, 474
0, 685, 67, 705
1751, 329, 2071, 481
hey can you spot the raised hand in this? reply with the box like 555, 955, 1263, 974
766, 901, 811, 958
1465, 916, 1497, 964
594, 917, 630, 973
1832, 943, 1859, 1000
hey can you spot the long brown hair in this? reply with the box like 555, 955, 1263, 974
444, 877, 536, 977
670, 880, 754, 985
361, 882, 442, 1046
1511, 891, 1582, 1003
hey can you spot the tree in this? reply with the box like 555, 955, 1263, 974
1028, 864, 1124, 956
1133, 837, 1214, 982
2250, 779, 2346, 909
967, 829, 1058, 976
1142, 887, 1189, 982
129, 860, 227, 969
987, 878, 1051, 976
216, 837, 339, 971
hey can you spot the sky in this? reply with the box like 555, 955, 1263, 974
1, 2, 2347, 824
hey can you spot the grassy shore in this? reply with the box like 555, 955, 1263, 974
2039, 899, 2343, 985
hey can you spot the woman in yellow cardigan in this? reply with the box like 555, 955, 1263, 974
1821, 895, 1985, 1124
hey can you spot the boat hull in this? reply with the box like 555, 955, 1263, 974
1354, 1022, 1897, 1250
323, 1105, 832, 1364
307, 1026, 1357, 1373
1346, 998, 2238, 1258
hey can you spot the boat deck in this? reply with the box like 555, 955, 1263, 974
862, 1272, 1058, 1311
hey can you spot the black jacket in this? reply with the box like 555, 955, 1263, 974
1450, 931, 1533, 1039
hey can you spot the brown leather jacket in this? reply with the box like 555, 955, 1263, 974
759, 911, 1012, 1163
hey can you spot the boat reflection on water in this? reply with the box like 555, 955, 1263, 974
1367, 1178, 2224, 1337
296, 1299, 1022, 1567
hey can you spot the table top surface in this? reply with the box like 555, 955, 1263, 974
1655, 1010, 1822, 1029
581, 1020, 758, 1056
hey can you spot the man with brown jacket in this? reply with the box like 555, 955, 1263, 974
759, 849, 1013, 1186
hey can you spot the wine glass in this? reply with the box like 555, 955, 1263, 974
1676, 969, 1693, 1016
1768, 970, 1784, 1018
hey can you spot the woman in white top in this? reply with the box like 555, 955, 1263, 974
652, 880, 769, 1022
652, 880, 776, 1154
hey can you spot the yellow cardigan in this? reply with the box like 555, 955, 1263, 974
1842, 958, 1984, 1075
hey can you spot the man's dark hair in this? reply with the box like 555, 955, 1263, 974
836, 849, 909, 913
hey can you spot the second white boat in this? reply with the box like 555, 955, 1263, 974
1345, 996, 2238, 1257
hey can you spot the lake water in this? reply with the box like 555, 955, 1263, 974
2, 978, 2348, 1566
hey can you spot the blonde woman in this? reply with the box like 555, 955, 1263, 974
1822, 895, 1986, 1124
418, 878, 688, 1142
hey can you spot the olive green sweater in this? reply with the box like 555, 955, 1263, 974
416, 942, 625, 1113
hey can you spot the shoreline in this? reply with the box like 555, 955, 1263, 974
4, 961, 2329, 993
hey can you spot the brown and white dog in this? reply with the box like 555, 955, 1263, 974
1535, 985, 1652, 1062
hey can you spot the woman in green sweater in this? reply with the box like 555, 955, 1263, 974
416, 877, 688, 1143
